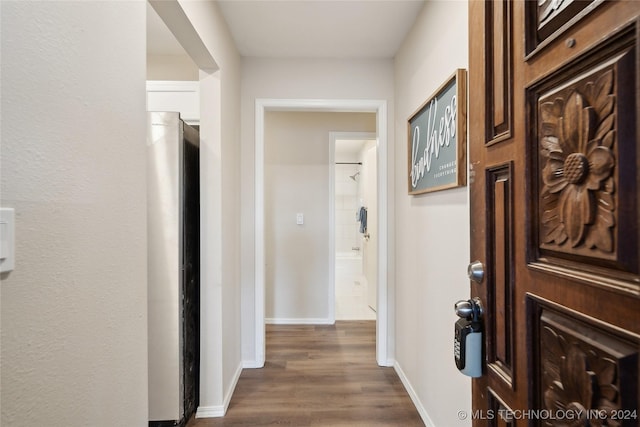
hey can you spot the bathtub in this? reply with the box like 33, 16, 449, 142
335, 250, 375, 320
336, 250, 363, 276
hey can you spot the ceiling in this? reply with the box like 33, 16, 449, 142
147, 0, 426, 59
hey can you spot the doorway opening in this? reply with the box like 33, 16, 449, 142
254, 99, 391, 367
331, 133, 377, 321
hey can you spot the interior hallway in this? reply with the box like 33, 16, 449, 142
187, 321, 423, 426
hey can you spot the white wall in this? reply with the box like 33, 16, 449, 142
147, 54, 199, 81
393, 1, 471, 426
0, 2, 148, 426
335, 159, 361, 254
240, 58, 395, 363
264, 112, 375, 322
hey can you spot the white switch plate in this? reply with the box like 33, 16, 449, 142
296, 213, 304, 225
0, 208, 15, 273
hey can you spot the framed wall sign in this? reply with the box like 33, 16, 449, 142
407, 69, 467, 195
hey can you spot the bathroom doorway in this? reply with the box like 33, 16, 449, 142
332, 133, 377, 320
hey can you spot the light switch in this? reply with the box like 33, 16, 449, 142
0, 223, 7, 257
0, 208, 15, 273
296, 213, 304, 225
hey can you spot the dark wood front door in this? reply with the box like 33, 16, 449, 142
469, 1, 640, 425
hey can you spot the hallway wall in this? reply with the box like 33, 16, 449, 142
147, 54, 199, 81
0, 2, 148, 426
393, 1, 471, 426
240, 58, 395, 364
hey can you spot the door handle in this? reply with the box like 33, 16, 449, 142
455, 297, 483, 319
467, 260, 485, 284
455, 300, 474, 318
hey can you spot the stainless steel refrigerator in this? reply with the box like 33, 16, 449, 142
147, 112, 200, 426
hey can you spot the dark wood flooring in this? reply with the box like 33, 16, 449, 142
186, 321, 424, 426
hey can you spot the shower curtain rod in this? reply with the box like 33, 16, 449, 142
335, 162, 362, 165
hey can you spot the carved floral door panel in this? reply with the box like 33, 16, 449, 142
469, 0, 639, 425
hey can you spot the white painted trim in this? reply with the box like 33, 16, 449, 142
195, 406, 225, 418
375, 101, 391, 367
146, 80, 200, 92
329, 131, 377, 327
265, 318, 334, 325
254, 98, 390, 368
330, 132, 379, 140
195, 361, 243, 418
242, 360, 264, 369
223, 362, 243, 414
146, 80, 200, 125
328, 136, 336, 325
394, 361, 436, 427
254, 101, 266, 368
256, 98, 379, 112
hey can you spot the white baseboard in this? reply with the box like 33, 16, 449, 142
242, 360, 264, 369
394, 361, 436, 427
378, 357, 394, 368
265, 317, 334, 325
223, 362, 243, 414
195, 362, 243, 419
195, 405, 224, 418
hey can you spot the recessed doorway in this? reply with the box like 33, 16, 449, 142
254, 98, 391, 367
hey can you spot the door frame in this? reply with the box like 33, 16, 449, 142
329, 131, 377, 324
254, 98, 391, 367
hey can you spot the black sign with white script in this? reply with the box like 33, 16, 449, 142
408, 69, 466, 195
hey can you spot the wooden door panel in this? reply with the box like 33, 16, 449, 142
486, 0, 514, 144
529, 27, 638, 281
528, 296, 639, 426
488, 388, 517, 427
470, 0, 640, 425
526, 0, 598, 53
486, 164, 515, 387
